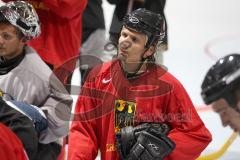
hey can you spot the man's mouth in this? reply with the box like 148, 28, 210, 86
119, 51, 128, 56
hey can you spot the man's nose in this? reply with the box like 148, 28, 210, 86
119, 41, 132, 50
0, 36, 5, 44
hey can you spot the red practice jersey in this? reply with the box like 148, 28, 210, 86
68, 60, 212, 160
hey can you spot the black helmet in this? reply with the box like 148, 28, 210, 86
201, 54, 240, 107
123, 8, 165, 48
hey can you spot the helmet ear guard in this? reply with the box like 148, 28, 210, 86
201, 54, 240, 108
0, 1, 40, 40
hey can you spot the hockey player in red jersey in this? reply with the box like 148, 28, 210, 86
69, 8, 212, 160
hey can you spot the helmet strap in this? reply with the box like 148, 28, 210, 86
124, 57, 147, 79
124, 46, 153, 79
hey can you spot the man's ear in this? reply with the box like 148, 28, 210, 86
19, 37, 27, 48
235, 89, 240, 110
21, 37, 28, 43
143, 45, 156, 58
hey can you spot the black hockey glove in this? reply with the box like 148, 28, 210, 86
116, 123, 175, 160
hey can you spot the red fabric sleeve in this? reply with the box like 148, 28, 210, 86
0, 123, 28, 160
165, 82, 212, 160
68, 81, 99, 160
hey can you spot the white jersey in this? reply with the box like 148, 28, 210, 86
0, 45, 72, 144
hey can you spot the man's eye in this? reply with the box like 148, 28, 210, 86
122, 33, 127, 37
2, 34, 12, 40
132, 37, 137, 42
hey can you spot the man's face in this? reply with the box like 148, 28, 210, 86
0, 23, 25, 60
118, 26, 154, 73
212, 98, 240, 132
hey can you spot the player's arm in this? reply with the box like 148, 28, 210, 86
165, 82, 212, 160
35, 75, 73, 144
68, 88, 99, 159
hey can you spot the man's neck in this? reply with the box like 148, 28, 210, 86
3, 52, 23, 61
122, 60, 147, 73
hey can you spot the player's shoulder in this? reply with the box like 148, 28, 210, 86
155, 65, 185, 91
87, 60, 119, 80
